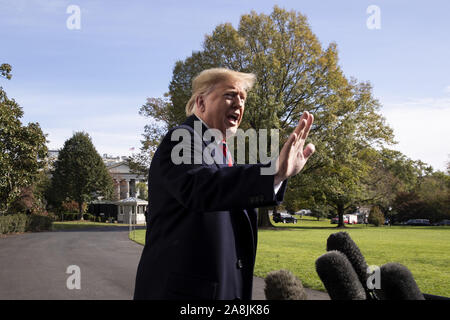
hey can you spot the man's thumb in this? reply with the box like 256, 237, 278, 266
304, 143, 315, 159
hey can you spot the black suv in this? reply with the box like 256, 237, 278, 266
272, 212, 298, 224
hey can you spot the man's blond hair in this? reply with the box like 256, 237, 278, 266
185, 68, 256, 116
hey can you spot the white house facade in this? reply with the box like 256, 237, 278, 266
106, 161, 147, 224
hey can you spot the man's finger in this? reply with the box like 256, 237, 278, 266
301, 113, 314, 141
294, 111, 309, 137
283, 131, 297, 154
295, 120, 307, 146
303, 143, 315, 160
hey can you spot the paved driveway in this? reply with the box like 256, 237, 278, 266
0, 227, 143, 299
0, 227, 329, 300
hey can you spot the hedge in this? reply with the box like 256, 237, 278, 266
0, 214, 53, 234
53, 212, 97, 222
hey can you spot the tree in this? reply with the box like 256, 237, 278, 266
393, 191, 427, 223
136, 181, 148, 201
0, 64, 12, 80
368, 206, 384, 227
0, 64, 48, 214
50, 132, 113, 219
414, 171, 449, 222
391, 169, 449, 223
131, 7, 394, 227
310, 203, 330, 221
356, 147, 427, 221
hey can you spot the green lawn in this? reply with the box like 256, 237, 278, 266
129, 216, 450, 297
52, 221, 132, 230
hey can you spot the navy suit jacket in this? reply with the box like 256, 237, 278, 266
133, 115, 287, 300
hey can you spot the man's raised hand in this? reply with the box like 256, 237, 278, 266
274, 111, 315, 185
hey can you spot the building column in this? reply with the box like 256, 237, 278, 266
114, 179, 120, 200
130, 179, 136, 197
125, 179, 130, 198
119, 179, 130, 199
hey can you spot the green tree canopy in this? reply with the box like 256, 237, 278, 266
50, 132, 113, 219
0, 64, 48, 214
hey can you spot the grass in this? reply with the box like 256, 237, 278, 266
129, 227, 146, 244
258, 217, 450, 297
52, 220, 136, 230
130, 216, 450, 296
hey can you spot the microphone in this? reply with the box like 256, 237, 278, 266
315, 250, 367, 300
264, 269, 307, 300
376, 263, 425, 300
326, 232, 371, 296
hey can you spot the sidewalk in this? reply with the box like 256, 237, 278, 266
252, 276, 330, 300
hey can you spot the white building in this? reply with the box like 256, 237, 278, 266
104, 160, 147, 224
89, 157, 148, 224
117, 197, 147, 224
106, 161, 147, 200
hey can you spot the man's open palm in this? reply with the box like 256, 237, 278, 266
274, 111, 315, 185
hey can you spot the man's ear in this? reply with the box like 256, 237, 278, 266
196, 95, 206, 112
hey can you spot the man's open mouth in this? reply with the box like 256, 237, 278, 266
227, 114, 239, 125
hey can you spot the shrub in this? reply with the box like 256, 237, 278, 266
0, 214, 28, 233
368, 206, 385, 227
0, 215, 13, 234
82, 213, 96, 221
61, 200, 86, 213
28, 214, 52, 232
0, 213, 52, 234
62, 212, 78, 221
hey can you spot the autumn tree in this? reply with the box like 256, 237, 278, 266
50, 132, 113, 219
131, 7, 394, 227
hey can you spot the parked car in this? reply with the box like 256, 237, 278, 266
405, 219, 431, 226
273, 212, 298, 224
331, 216, 349, 224
298, 209, 312, 216
434, 219, 450, 226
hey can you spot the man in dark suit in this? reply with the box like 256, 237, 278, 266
133, 68, 315, 300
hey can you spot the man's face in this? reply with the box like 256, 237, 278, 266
196, 80, 247, 137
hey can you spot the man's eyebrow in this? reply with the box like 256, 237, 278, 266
224, 89, 246, 98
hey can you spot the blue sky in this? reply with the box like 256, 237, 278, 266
1, 0, 449, 171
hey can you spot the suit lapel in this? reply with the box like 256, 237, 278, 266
182, 115, 225, 170
182, 115, 256, 252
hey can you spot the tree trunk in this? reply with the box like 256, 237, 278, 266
337, 203, 346, 228
78, 201, 84, 221
257, 207, 273, 228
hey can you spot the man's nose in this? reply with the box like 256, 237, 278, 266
233, 95, 244, 108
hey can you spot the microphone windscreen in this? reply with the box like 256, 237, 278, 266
264, 269, 307, 300
315, 250, 367, 300
326, 232, 369, 288
377, 263, 425, 300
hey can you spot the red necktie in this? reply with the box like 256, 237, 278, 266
221, 140, 233, 167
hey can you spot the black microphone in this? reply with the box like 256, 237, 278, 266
326, 232, 370, 294
376, 263, 425, 300
264, 269, 307, 300
315, 250, 367, 300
